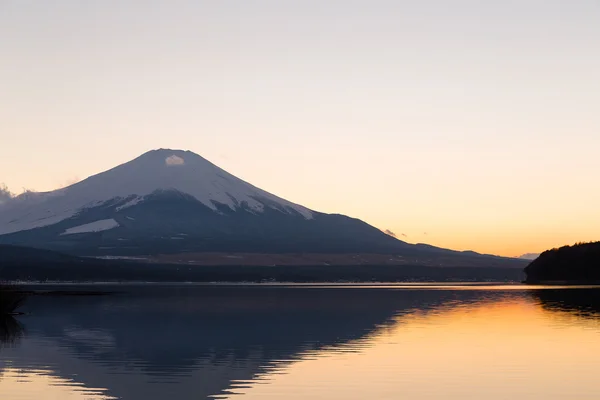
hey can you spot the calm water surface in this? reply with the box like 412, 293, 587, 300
2, 284, 600, 399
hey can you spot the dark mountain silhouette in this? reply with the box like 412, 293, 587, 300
524, 242, 600, 283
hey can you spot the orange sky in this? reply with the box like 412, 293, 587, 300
1, 1, 599, 257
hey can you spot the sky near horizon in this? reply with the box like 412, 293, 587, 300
1, 1, 599, 257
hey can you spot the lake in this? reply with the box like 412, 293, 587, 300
1, 284, 600, 399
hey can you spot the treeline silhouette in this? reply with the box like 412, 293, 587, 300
0, 245, 523, 283
525, 241, 600, 283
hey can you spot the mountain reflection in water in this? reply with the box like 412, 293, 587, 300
1, 285, 600, 400
531, 288, 600, 318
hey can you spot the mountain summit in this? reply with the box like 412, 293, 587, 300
0, 149, 523, 267
0, 149, 311, 236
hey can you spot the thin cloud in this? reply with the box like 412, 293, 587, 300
384, 229, 397, 238
0, 183, 13, 205
165, 155, 185, 166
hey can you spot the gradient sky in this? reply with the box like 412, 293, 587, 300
1, 1, 599, 257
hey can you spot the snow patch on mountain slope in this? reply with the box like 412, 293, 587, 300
0, 149, 313, 235
61, 219, 120, 235
115, 196, 144, 211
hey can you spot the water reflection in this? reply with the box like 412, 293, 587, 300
531, 288, 600, 318
1, 286, 600, 400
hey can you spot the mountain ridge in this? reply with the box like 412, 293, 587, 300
0, 149, 523, 268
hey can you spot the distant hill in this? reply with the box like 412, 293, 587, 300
0, 244, 84, 267
0, 245, 100, 281
524, 242, 600, 283
519, 253, 540, 260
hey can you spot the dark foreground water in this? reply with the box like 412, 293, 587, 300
2, 284, 600, 399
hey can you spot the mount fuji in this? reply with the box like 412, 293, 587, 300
0, 149, 522, 267
0, 149, 398, 254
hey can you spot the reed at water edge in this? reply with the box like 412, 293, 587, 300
0, 285, 26, 315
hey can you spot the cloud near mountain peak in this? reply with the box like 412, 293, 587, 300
165, 155, 185, 166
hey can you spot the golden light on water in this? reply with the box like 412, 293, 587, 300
3, 288, 600, 400
0, 367, 114, 400
221, 295, 600, 399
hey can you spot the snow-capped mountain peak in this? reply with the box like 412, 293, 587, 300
0, 149, 313, 235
